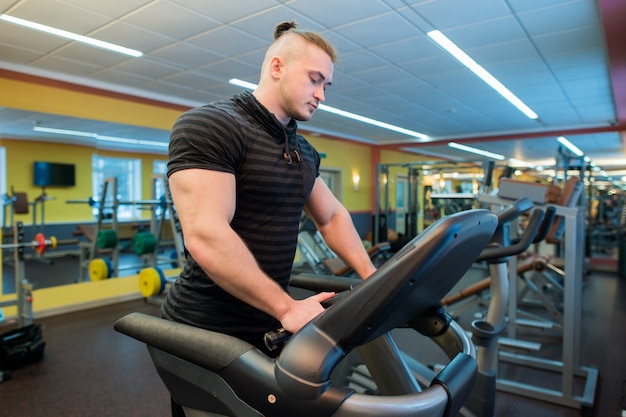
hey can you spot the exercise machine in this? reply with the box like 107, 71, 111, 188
295, 198, 548, 417
1, 221, 58, 327
477, 192, 598, 412
373, 160, 497, 245
115, 208, 499, 417
456, 198, 547, 417
297, 213, 390, 276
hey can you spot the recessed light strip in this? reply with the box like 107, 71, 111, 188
508, 158, 537, 169
33, 126, 166, 147
448, 142, 505, 160
427, 30, 538, 120
228, 78, 429, 140
556, 136, 584, 156
0, 14, 143, 57
33, 126, 96, 138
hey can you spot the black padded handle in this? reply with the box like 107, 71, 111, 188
477, 208, 544, 261
532, 205, 556, 243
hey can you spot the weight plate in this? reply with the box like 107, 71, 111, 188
132, 232, 157, 255
34, 233, 46, 255
138, 267, 166, 297
89, 258, 111, 281
96, 230, 118, 249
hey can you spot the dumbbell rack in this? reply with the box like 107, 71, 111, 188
149, 174, 184, 270
138, 175, 185, 302
77, 177, 122, 281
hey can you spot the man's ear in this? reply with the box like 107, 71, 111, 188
268, 56, 284, 80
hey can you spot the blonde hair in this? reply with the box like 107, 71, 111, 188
273, 21, 338, 63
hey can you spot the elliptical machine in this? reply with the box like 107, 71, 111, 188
289, 197, 552, 417
462, 198, 553, 417
115, 209, 499, 417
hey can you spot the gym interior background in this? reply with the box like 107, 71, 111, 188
1, 1, 625, 416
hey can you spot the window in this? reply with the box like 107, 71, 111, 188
152, 160, 167, 200
320, 168, 342, 201
152, 160, 168, 218
92, 155, 141, 220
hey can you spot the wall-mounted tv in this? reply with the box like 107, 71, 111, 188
33, 161, 76, 187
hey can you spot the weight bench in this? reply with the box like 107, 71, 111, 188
115, 209, 498, 417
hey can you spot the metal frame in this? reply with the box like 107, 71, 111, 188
0, 221, 34, 328
477, 193, 598, 410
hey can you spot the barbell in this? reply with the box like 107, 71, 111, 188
0, 233, 58, 255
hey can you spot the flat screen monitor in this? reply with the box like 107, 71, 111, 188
33, 161, 76, 187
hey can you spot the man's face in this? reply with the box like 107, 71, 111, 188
280, 44, 333, 122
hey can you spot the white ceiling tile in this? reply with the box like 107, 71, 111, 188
229, 6, 325, 39
533, 26, 605, 56
55, 0, 156, 19
150, 43, 223, 70
111, 58, 182, 79
442, 16, 528, 50
88, 68, 153, 88
369, 36, 438, 64
333, 12, 420, 48
407, 0, 511, 30
0, 23, 70, 53
5, 0, 110, 33
187, 26, 267, 57
25, 54, 100, 77
0, 44, 43, 64
0, 0, 621, 168
89, 22, 175, 53
172, 0, 279, 24
122, 2, 220, 39
287, 0, 391, 28
517, 0, 600, 36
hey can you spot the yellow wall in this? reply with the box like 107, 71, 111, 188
0, 70, 183, 130
308, 135, 373, 211
3, 139, 95, 222
1, 139, 169, 223
0, 69, 431, 318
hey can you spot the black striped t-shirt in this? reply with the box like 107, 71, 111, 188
161, 91, 320, 343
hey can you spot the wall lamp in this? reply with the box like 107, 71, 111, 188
352, 173, 360, 191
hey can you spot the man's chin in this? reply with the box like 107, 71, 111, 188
293, 113, 313, 122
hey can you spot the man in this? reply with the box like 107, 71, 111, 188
162, 21, 375, 360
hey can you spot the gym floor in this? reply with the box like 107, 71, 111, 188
0, 262, 625, 416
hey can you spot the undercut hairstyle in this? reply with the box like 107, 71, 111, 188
273, 21, 338, 63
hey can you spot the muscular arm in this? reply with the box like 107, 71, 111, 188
169, 169, 333, 333
305, 177, 377, 279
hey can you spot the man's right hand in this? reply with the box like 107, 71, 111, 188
279, 291, 336, 334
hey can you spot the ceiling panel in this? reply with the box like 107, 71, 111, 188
0, 0, 623, 175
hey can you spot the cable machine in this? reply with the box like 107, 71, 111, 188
373, 160, 495, 245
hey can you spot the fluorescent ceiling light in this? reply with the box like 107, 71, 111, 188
97, 135, 168, 147
229, 79, 258, 90
427, 30, 538, 120
0, 14, 143, 57
229, 78, 429, 140
508, 158, 536, 169
556, 136, 584, 156
34, 126, 96, 138
448, 142, 505, 160
33, 126, 166, 147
